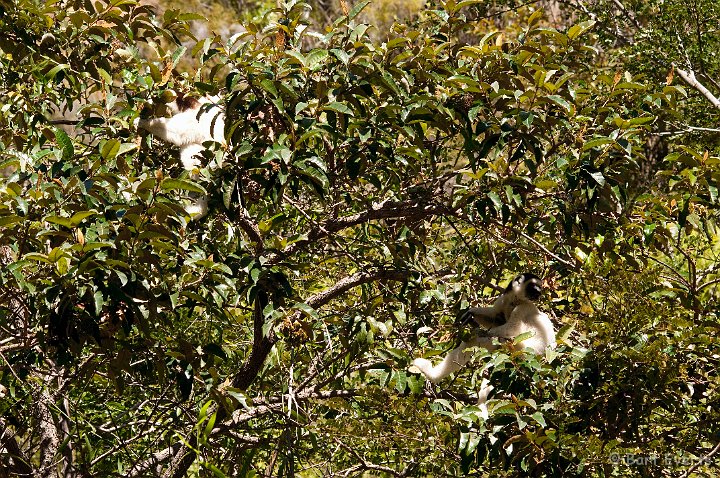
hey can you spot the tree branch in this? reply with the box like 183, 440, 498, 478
335, 438, 405, 477
278, 199, 449, 258
231, 268, 411, 391
236, 208, 263, 253
34, 386, 62, 478
129, 444, 185, 478
304, 269, 412, 310
698, 277, 720, 293
679, 441, 720, 478
232, 287, 272, 391
611, 0, 641, 30
165, 268, 412, 478
673, 63, 720, 110
658, 124, 720, 136
0, 419, 35, 477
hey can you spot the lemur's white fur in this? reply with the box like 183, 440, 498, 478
135, 95, 225, 219
412, 274, 556, 385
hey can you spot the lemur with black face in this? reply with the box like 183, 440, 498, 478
135, 94, 225, 220
412, 273, 556, 384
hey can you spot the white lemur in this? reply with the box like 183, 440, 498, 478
412, 273, 556, 384
135, 93, 225, 220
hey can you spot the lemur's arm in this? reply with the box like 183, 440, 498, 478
458, 293, 509, 329
458, 303, 506, 329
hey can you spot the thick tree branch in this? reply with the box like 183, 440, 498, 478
231, 268, 411, 391
304, 269, 412, 310
673, 63, 720, 110
236, 209, 263, 252
232, 289, 272, 391
279, 199, 449, 258
166, 268, 412, 478
34, 386, 61, 478
129, 444, 183, 477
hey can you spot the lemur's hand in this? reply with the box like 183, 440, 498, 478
456, 308, 477, 327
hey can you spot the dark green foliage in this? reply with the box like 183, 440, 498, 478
0, 0, 719, 476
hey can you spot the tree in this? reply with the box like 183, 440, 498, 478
0, 0, 718, 476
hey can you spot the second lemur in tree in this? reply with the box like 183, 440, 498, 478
135, 93, 225, 220
412, 273, 556, 384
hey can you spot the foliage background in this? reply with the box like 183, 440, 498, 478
0, 0, 719, 476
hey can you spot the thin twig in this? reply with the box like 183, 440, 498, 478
679, 441, 720, 478
334, 438, 404, 477
489, 219, 577, 269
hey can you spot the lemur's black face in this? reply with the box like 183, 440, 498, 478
507, 273, 543, 301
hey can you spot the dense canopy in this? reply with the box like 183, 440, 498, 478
0, 0, 719, 476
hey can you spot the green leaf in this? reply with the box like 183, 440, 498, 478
204, 411, 217, 439
0, 149, 31, 172
616, 81, 646, 90
589, 171, 606, 186
203, 462, 227, 478
14, 197, 28, 216
331, 48, 350, 65
285, 50, 306, 67
527, 8, 544, 27
348, 0, 371, 20
454, 0, 485, 13
23, 253, 51, 263
567, 20, 596, 40
513, 330, 534, 344
46, 63, 69, 80
70, 210, 98, 227
74, 241, 114, 253
177, 12, 207, 21
53, 127, 74, 161
626, 115, 654, 126
172, 45, 188, 68
226, 389, 250, 409
582, 137, 614, 151
394, 371, 407, 393
117, 143, 137, 156
292, 302, 320, 319
45, 216, 73, 228
535, 180, 557, 191
294, 102, 309, 116
199, 401, 212, 422
556, 323, 574, 342
94, 290, 104, 315
259, 79, 278, 98
203, 344, 228, 360
47, 247, 69, 263
0, 215, 22, 227
531, 411, 547, 427
100, 139, 121, 161
160, 178, 207, 194
487, 191, 503, 211
546, 95, 572, 113
305, 49, 329, 70
322, 101, 354, 116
